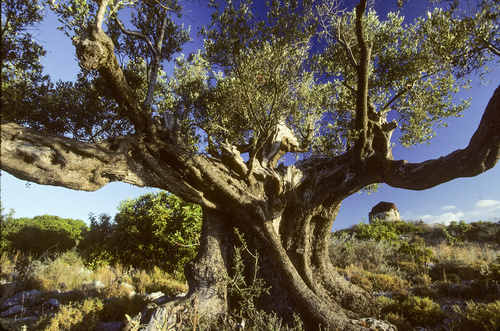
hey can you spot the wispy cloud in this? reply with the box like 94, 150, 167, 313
406, 199, 499, 225
475, 200, 500, 210
419, 212, 465, 225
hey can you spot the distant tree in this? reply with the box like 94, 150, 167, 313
1, 0, 499, 328
1, 215, 88, 256
112, 191, 202, 275
464, 220, 500, 244
0, 206, 16, 252
81, 213, 117, 268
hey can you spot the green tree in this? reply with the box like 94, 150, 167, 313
1, 215, 88, 256
113, 192, 202, 275
81, 213, 117, 267
0, 206, 16, 252
1, 0, 499, 328
0, 0, 53, 128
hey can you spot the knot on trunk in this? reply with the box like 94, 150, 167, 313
260, 122, 302, 168
74, 28, 113, 71
221, 141, 249, 177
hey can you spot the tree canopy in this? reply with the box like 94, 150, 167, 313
113, 191, 202, 273
1, 214, 88, 256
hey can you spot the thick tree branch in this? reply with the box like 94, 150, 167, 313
75, 27, 154, 134
1, 121, 149, 191
383, 84, 500, 190
144, 16, 168, 107
95, 0, 110, 30
353, 0, 371, 158
0, 121, 224, 209
74, 0, 155, 134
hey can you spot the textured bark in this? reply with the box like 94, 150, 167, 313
0, 121, 148, 191
184, 208, 232, 316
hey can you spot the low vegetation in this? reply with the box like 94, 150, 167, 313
1, 198, 499, 330
331, 219, 500, 330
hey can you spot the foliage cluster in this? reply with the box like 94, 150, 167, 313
111, 191, 202, 274
1, 191, 202, 276
1, 214, 87, 257
332, 219, 500, 329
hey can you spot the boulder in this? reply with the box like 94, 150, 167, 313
1, 305, 25, 318
1, 290, 43, 310
95, 321, 124, 331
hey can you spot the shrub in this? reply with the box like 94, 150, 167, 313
352, 219, 400, 243
401, 296, 445, 327
464, 221, 500, 244
2, 215, 88, 257
113, 192, 202, 275
42, 297, 104, 331
429, 260, 483, 282
412, 286, 439, 300
409, 273, 432, 286
397, 240, 433, 266
376, 296, 398, 315
385, 312, 412, 331
453, 300, 500, 331
369, 273, 406, 292
329, 233, 396, 273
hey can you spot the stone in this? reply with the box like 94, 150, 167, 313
351, 318, 397, 331
47, 298, 60, 308
1, 305, 25, 318
120, 282, 134, 291
145, 291, 164, 302
153, 295, 172, 305
93, 280, 106, 290
95, 321, 124, 331
1, 290, 43, 310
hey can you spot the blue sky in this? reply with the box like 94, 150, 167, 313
1, 0, 499, 229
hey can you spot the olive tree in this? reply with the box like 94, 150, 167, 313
1, 0, 499, 329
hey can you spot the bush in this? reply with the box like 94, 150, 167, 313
429, 260, 484, 282
376, 296, 398, 315
352, 219, 400, 243
385, 313, 412, 331
401, 296, 445, 327
113, 192, 202, 275
1, 215, 88, 257
41, 297, 104, 331
370, 273, 406, 292
329, 233, 396, 273
453, 300, 500, 331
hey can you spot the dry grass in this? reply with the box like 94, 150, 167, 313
1, 250, 187, 300
431, 242, 498, 264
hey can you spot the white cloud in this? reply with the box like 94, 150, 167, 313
410, 199, 499, 225
475, 200, 500, 210
468, 199, 500, 220
419, 212, 465, 225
